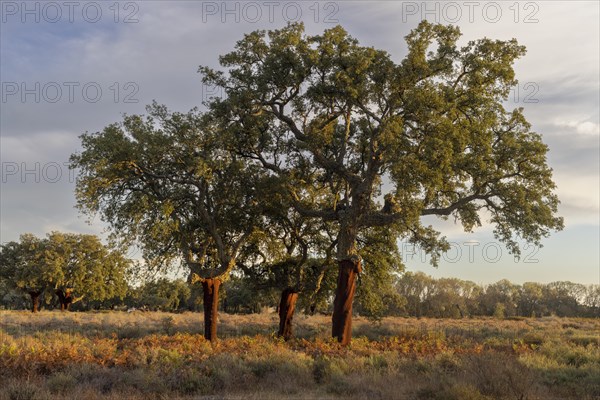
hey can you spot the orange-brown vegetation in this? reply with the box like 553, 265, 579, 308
1, 311, 598, 399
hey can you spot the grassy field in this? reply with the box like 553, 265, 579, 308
0, 311, 598, 400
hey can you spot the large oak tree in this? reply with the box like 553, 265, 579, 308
70, 103, 265, 340
201, 21, 563, 344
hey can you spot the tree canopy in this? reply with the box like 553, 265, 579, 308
70, 21, 562, 343
202, 21, 562, 255
200, 21, 563, 343
70, 103, 270, 339
71, 104, 266, 281
0, 232, 130, 312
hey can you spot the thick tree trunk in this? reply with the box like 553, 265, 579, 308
202, 278, 221, 341
277, 288, 299, 341
29, 291, 41, 313
332, 258, 362, 345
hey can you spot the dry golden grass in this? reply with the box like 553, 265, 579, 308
1, 310, 599, 400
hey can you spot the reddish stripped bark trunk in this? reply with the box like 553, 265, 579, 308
202, 278, 221, 341
29, 291, 42, 313
331, 258, 362, 345
277, 288, 299, 341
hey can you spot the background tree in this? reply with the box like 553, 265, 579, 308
518, 282, 546, 317
480, 279, 520, 317
544, 281, 586, 317
391, 273, 597, 318
44, 232, 130, 310
395, 271, 435, 317
221, 272, 278, 314
0, 232, 130, 312
202, 21, 563, 344
0, 234, 47, 312
582, 285, 600, 318
130, 278, 191, 311
426, 278, 468, 318
353, 226, 406, 320
0, 280, 29, 310
70, 103, 265, 340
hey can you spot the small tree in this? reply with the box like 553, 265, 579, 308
0, 234, 47, 312
493, 302, 506, 319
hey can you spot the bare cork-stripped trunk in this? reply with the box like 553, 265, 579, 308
202, 278, 221, 341
331, 258, 362, 345
331, 222, 362, 345
277, 287, 299, 340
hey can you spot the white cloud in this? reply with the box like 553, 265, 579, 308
553, 172, 600, 224
555, 120, 600, 136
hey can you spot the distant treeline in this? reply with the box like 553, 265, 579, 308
393, 272, 600, 319
0, 277, 192, 313
222, 272, 600, 319
2, 272, 598, 319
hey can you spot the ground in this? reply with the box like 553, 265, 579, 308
1, 310, 598, 399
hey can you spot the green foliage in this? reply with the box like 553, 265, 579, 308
0, 278, 29, 310
222, 273, 276, 314
0, 234, 47, 293
355, 227, 406, 319
203, 21, 562, 268
0, 232, 130, 309
70, 103, 266, 281
130, 278, 191, 312
493, 303, 506, 319
394, 273, 598, 318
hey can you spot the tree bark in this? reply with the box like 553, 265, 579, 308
29, 291, 42, 313
332, 258, 362, 345
202, 278, 221, 341
277, 288, 299, 341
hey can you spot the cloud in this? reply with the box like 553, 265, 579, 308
555, 120, 600, 136
1, 1, 598, 284
553, 172, 600, 223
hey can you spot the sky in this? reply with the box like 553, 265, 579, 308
1, 1, 598, 285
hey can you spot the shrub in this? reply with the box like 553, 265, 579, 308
417, 384, 493, 400
465, 352, 538, 399
312, 356, 345, 384
166, 367, 212, 395
523, 332, 545, 346
46, 372, 77, 393
161, 316, 176, 336
435, 352, 461, 372
3, 381, 49, 400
